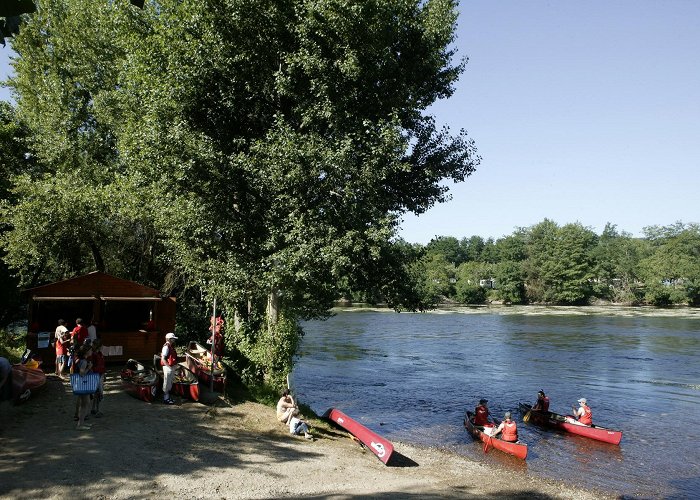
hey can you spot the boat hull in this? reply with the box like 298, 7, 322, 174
185, 342, 226, 392
464, 411, 528, 460
323, 408, 394, 465
120, 360, 158, 402
11, 365, 47, 404
519, 403, 622, 445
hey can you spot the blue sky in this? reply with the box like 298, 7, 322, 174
2, 1, 699, 244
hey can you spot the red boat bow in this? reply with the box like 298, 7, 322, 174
324, 408, 394, 465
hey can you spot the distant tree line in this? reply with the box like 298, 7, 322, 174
344, 220, 700, 307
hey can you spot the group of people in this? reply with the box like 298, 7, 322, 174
52, 318, 105, 430
277, 388, 314, 440
53, 317, 98, 380
473, 389, 593, 442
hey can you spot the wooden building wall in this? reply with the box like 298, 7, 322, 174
25, 272, 176, 365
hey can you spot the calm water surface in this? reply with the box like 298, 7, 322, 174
293, 307, 700, 499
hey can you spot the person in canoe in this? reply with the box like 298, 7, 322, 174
494, 412, 518, 442
474, 398, 490, 426
277, 388, 299, 424
533, 389, 550, 411
570, 397, 592, 425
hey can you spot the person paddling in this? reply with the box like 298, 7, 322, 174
494, 412, 518, 442
533, 389, 550, 411
571, 397, 592, 425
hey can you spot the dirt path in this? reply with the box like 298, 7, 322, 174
0, 371, 612, 499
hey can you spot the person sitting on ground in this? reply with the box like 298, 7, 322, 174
277, 388, 299, 424
571, 397, 592, 425
494, 411, 518, 442
288, 415, 313, 440
0, 356, 12, 403
533, 389, 550, 411
474, 398, 490, 426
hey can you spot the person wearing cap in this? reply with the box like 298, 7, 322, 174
533, 390, 550, 411
495, 412, 518, 442
572, 397, 592, 425
160, 333, 178, 405
474, 398, 490, 426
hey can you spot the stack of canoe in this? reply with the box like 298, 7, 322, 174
120, 359, 158, 402
185, 341, 226, 392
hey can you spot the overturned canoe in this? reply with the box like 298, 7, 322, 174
519, 403, 622, 445
185, 341, 226, 392
323, 408, 394, 465
153, 355, 199, 401
464, 411, 528, 460
120, 359, 158, 403
11, 364, 47, 404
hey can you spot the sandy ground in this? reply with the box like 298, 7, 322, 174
0, 371, 614, 500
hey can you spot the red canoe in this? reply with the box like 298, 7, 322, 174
153, 355, 199, 401
519, 403, 622, 445
11, 364, 47, 404
185, 341, 226, 392
464, 411, 528, 460
323, 408, 394, 465
120, 359, 158, 402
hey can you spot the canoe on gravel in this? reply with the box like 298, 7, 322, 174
464, 411, 528, 460
152, 355, 199, 401
120, 359, 158, 402
185, 341, 226, 392
323, 408, 394, 465
11, 364, 47, 404
519, 403, 622, 445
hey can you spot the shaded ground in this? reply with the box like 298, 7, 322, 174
0, 371, 614, 499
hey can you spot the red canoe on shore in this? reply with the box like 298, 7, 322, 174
323, 408, 395, 465
11, 364, 47, 404
464, 411, 528, 460
519, 403, 623, 445
185, 341, 226, 392
153, 355, 199, 401
120, 359, 158, 402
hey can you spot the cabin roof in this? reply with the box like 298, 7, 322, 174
24, 271, 163, 299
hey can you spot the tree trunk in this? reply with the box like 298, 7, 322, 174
266, 289, 279, 334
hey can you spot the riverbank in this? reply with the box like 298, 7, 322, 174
0, 372, 614, 499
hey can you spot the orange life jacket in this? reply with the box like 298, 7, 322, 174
501, 420, 518, 442
161, 342, 177, 367
578, 404, 592, 425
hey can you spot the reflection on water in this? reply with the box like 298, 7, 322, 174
294, 308, 700, 499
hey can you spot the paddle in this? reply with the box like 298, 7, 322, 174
523, 409, 532, 423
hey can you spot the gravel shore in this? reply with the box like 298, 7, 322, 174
0, 372, 614, 499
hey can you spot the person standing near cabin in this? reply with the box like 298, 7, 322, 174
160, 333, 178, 405
277, 388, 299, 424
533, 389, 550, 411
572, 397, 592, 425
87, 318, 97, 342
495, 412, 518, 442
54, 319, 70, 379
91, 339, 105, 417
474, 399, 490, 426
70, 318, 89, 350
75, 344, 93, 430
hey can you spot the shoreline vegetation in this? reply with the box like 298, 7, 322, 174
0, 373, 615, 499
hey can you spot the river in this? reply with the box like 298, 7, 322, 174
292, 306, 700, 499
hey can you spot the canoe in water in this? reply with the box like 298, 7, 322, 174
519, 403, 622, 445
185, 341, 226, 392
464, 411, 528, 460
120, 359, 158, 402
323, 408, 394, 465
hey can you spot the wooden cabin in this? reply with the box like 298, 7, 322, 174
25, 271, 176, 365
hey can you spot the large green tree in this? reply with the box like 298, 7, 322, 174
2, 0, 479, 384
